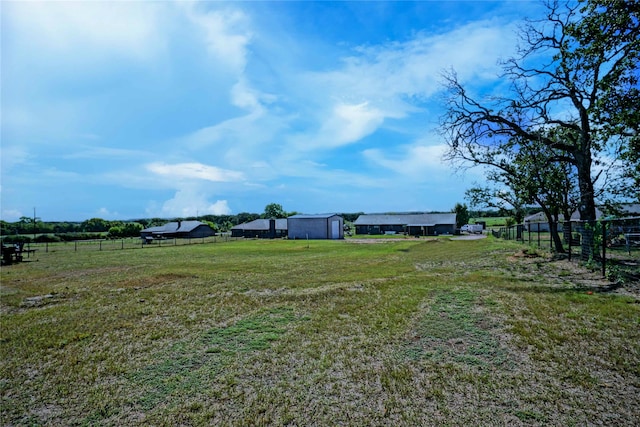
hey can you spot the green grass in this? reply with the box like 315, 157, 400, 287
474, 216, 510, 227
1, 237, 639, 425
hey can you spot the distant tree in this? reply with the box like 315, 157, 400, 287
81, 218, 109, 232
203, 221, 219, 233
108, 226, 123, 238
220, 220, 234, 232
0, 220, 18, 236
462, 130, 582, 253
452, 203, 470, 228
341, 212, 364, 222
237, 212, 260, 224
465, 185, 527, 224
263, 203, 286, 219
122, 222, 143, 237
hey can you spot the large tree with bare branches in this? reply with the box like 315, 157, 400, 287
441, 0, 639, 260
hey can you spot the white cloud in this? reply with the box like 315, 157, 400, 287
95, 207, 119, 219
5, 1, 165, 63
63, 146, 153, 160
363, 143, 451, 178
320, 102, 387, 147
146, 162, 244, 183
181, 3, 251, 74
154, 189, 232, 218
283, 19, 518, 155
0, 145, 31, 173
1, 209, 23, 222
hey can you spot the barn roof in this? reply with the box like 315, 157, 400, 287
288, 214, 341, 219
525, 204, 640, 223
142, 221, 207, 234
232, 219, 288, 231
354, 213, 456, 226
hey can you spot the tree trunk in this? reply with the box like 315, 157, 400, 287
550, 220, 565, 254
574, 149, 598, 261
539, 206, 565, 253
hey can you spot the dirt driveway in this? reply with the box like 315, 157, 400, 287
450, 233, 488, 240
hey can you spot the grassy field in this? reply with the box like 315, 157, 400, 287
1, 237, 639, 426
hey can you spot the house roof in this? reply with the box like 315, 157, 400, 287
288, 214, 341, 219
524, 204, 640, 223
232, 219, 288, 231
354, 213, 457, 226
142, 221, 208, 234
523, 212, 562, 223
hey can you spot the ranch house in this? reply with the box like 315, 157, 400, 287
353, 213, 457, 236
231, 219, 288, 239
140, 220, 215, 240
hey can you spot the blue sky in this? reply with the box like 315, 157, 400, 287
1, 1, 546, 222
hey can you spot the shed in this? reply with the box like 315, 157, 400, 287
231, 218, 288, 238
140, 220, 215, 239
287, 214, 344, 240
353, 213, 457, 236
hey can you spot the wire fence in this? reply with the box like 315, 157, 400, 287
491, 217, 640, 279
13, 234, 240, 256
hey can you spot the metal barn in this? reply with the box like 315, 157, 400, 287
287, 214, 344, 240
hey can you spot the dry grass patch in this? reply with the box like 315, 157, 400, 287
1, 237, 639, 425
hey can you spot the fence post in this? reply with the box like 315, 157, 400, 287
75, 241, 77, 252
537, 223, 541, 248
99, 240, 102, 251
602, 221, 607, 278
568, 222, 572, 261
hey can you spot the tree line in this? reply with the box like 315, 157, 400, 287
0, 203, 367, 242
1, 201, 489, 242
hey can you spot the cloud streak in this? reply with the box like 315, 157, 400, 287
146, 162, 245, 183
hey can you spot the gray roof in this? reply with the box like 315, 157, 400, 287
524, 212, 564, 223
288, 214, 341, 219
142, 220, 207, 234
524, 204, 640, 223
232, 219, 288, 231
354, 213, 456, 226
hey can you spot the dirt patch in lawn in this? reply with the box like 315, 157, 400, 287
346, 238, 437, 244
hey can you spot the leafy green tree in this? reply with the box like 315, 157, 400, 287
203, 221, 219, 233
237, 212, 260, 224
441, 0, 639, 259
509, 134, 581, 252
465, 186, 527, 224
460, 130, 581, 252
262, 203, 286, 219
81, 218, 109, 232
452, 203, 469, 228
567, 0, 640, 201
108, 226, 123, 238
0, 221, 18, 236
